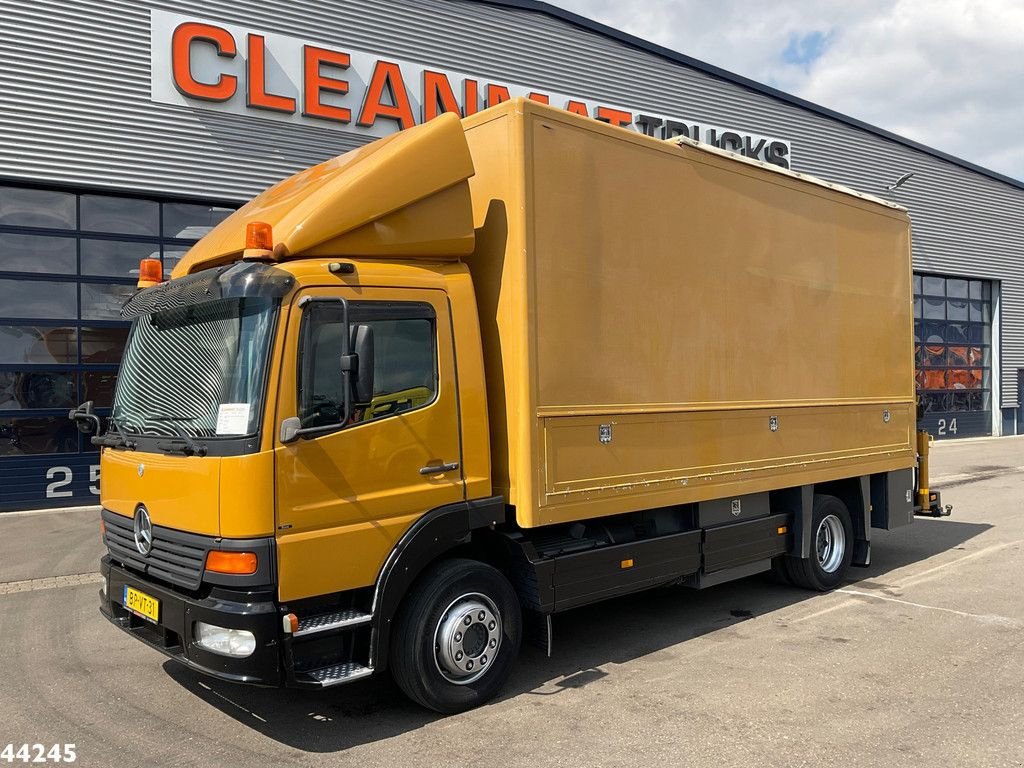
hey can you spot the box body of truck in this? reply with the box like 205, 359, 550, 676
462, 102, 915, 529
90, 99, 925, 712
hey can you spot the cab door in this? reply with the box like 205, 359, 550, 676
274, 286, 464, 602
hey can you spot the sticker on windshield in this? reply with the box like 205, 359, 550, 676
216, 403, 251, 435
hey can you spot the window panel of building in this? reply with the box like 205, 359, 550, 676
81, 239, 160, 279
0, 279, 77, 320
0, 186, 76, 229
946, 279, 968, 298
0, 326, 78, 364
0, 232, 76, 274
0, 371, 78, 410
923, 296, 945, 319
922, 276, 945, 296
0, 416, 79, 456
80, 195, 159, 236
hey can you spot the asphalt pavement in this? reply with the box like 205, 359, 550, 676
1, 438, 1022, 767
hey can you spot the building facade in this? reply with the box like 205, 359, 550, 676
1, 0, 1022, 510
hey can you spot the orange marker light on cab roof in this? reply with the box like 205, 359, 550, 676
206, 550, 258, 575
137, 258, 163, 289
246, 221, 273, 250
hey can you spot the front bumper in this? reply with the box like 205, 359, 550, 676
100, 556, 284, 686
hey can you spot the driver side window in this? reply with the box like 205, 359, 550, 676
298, 301, 438, 429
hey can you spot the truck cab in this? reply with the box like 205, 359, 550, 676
95, 112, 509, 709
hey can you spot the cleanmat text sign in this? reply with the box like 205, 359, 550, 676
150, 10, 792, 168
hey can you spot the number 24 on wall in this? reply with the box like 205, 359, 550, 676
45, 466, 100, 498
936, 418, 958, 436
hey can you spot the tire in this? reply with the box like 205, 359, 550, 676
782, 494, 853, 591
390, 558, 522, 713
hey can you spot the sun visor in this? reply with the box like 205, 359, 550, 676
172, 112, 476, 277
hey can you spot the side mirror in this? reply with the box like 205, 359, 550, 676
350, 324, 375, 404
69, 401, 102, 435
280, 416, 302, 444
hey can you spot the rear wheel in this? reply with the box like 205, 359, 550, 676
783, 494, 853, 591
390, 558, 522, 713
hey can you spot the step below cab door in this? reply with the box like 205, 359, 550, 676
274, 286, 464, 602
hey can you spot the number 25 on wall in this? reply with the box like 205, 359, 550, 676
45, 465, 100, 498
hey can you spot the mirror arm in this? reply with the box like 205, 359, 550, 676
280, 417, 345, 444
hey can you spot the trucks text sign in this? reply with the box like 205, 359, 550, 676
150, 10, 792, 168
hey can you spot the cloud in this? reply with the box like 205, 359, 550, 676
549, 0, 1024, 181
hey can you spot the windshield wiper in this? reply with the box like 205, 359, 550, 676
91, 415, 137, 450
110, 415, 138, 450
150, 415, 208, 457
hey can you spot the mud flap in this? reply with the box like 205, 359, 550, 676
523, 610, 552, 656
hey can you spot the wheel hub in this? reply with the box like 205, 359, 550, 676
815, 513, 846, 573
434, 593, 502, 685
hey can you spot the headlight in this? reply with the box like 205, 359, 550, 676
194, 621, 256, 658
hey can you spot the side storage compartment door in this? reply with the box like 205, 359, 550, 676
274, 287, 465, 602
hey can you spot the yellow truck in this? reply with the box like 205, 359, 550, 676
77, 98, 945, 713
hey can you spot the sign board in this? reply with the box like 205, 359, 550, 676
150, 10, 793, 168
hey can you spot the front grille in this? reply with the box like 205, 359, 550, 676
103, 508, 208, 590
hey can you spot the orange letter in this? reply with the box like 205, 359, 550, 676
171, 22, 237, 102
303, 45, 351, 123
596, 106, 633, 127
358, 61, 416, 129
247, 34, 295, 113
463, 79, 480, 115
486, 84, 511, 108
564, 100, 589, 117
527, 92, 550, 104
423, 70, 461, 121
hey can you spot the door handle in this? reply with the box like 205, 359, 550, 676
419, 461, 460, 476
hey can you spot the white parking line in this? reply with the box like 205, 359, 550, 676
791, 540, 1023, 626
0, 505, 101, 518
838, 589, 1022, 628
0, 572, 102, 595
898, 540, 1024, 590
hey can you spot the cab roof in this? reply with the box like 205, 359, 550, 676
171, 112, 476, 278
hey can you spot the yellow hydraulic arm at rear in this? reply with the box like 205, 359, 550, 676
915, 429, 952, 517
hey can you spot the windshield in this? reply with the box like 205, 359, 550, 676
113, 297, 277, 439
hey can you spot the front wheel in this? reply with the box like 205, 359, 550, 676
782, 494, 853, 591
390, 558, 522, 713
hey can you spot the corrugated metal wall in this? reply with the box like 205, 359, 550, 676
1, 0, 1022, 407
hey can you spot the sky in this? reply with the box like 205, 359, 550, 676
549, 0, 1024, 181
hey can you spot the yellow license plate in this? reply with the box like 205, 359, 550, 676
123, 586, 160, 623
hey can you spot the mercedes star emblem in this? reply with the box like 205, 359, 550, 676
133, 505, 153, 556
